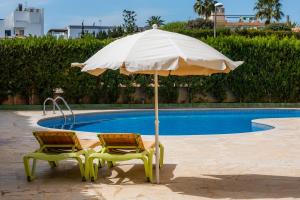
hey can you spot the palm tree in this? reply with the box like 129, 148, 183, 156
193, 0, 217, 20
146, 16, 165, 27
254, 0, 284, 24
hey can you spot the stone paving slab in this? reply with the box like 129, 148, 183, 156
0, 110, 300, 200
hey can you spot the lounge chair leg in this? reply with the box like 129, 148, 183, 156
94, 162, 99, 180
31, 159, 37, 177
23, 156, 35, 182
23, 156, 31, 181
83, 159, 89, 182
98, 159, 103, 168
148, 150, 154, 183
75, 157, 85, 180
159, 143, 164, 168
142, 156, 149, 182
88, 157, 97, 181
83, 152, 90, 181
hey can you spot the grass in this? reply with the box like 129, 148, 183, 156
0, 103, 300, 111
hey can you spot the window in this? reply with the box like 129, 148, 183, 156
19, 29, 24, 36
5, 30, 11, 37
15, 28, 24, 36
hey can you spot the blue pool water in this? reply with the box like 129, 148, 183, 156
38, 109, 300, 135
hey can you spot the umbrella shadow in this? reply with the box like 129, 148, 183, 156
95, 163, 177, 185
164, 174, 300, 199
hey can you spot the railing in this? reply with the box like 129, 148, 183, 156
43, 97, 67, 124
54, 96, 75, 124
43, 96, 75, 126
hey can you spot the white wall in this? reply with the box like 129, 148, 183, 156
0, 20, 4, 37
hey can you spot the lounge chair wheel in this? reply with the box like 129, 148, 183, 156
27, 176, 32, 182
91, 177, 95, 182
82, 177, 86, 182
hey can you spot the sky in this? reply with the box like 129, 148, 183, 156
0, 0, 299, 31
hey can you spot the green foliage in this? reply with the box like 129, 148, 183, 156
146, 16, 165, 27
204, 36, 300, 102
193, 0, 217, 20
254, 0, 284, 24
95, 26, 124, 40
0, 37, 110, 104
0, 35, 300, 104
107, 26, 125, 38
265, 23, 291, 31
162, 25, 300, 39
187, 18, 214, 29
122, 9, 138, 34
162, 22, 188, 30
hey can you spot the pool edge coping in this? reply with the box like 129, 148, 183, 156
16, 108, 300, 139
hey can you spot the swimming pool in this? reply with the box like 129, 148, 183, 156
38, 109, 300, 135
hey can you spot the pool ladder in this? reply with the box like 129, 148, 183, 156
43, 96, 75, 127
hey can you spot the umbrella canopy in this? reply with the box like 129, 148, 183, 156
72, 25, 243, 184
73, 25, 243, 76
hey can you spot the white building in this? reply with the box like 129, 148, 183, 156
67, 25, 113, 38
47, 25, 114, 39
209, 6, 226, 27
209, 6, 264, 29
47, 28, 68, 39
0, 4, 44, 38
0, 19, 4, 37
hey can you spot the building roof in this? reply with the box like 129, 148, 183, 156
292, 27, 300, 32
48, 28, 68, 33
225, 21, 265, 27
68, 25, 114, 29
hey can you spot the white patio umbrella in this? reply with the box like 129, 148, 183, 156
72, 24, 243, 184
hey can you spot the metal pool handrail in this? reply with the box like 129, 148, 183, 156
43, 97, 67, 125
54, 96, 76, 124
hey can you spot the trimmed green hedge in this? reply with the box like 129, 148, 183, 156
205, 36, 300, 102
0, 37, 109, 103
162, 26, 300, 39
0, 35, 300, 104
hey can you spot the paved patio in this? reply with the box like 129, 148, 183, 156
0, 110, 300, 200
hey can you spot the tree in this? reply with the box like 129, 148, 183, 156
96, 30, 108, 39
146, 16, 165, 27
187, 18, 214, 29
193, 0, 217, 20
122, 9, 138, 34
254, 0, 284, 25
80, 21, 85, 38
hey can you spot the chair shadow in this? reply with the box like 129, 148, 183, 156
165, 174, 300, 199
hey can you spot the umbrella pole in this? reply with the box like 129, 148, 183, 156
154, 71, 160, 184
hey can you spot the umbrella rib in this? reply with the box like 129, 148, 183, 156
123, 31, 148, 66
163, 33, 187, 61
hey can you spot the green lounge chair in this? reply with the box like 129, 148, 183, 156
86, 133, 164, 183
23, 131, 99, 182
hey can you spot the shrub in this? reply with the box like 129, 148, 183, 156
162, 25, 300, 39
0, 35, 300, 104
204, 36, 300, 102
265, 23, 292, 31
187, 18, 214, 29
162, 21, 188, 30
